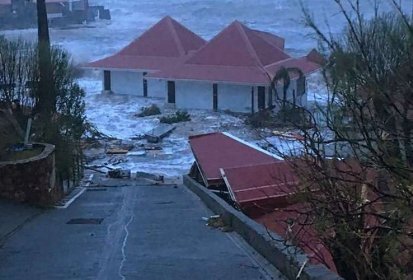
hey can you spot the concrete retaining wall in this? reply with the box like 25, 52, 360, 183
0, 143, 62, 206
183, 175, 342, 280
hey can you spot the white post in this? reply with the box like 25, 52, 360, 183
24, 118, 32, 146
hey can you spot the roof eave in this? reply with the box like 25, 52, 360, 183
145, 76, 271, 86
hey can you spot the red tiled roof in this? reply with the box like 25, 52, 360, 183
148, 21, 322, 84
85, 16, 206, 71
255, 204, 337, 272
84, 55, 186, 72
221, 161, 298, 207
189, 132, 280, 185
186, 21, 289, 67
264, 50, 323, 79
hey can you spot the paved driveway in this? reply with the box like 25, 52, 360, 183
0, 180, 283, 280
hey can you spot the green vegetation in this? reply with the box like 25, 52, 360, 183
136, 104, 161, 117
272, 2, 413, 279
159, 111, 191, 124
0, 36, 86, 187
245, 106, 310, 129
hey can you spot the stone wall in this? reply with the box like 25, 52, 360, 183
0, 143, 62, 206
184, 175, 342, 280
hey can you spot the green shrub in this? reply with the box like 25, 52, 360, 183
159, 111, 191, 124
245, 110, 273, 128
276, 105, 312, 128
136, 104, 161, 117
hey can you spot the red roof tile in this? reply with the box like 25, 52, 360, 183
189, 132, 280, 185
86, 16, 206, 71
255, 204, 337, 272
148, 21, 321, 84
186, 21, 289, 67
264, 51, 322, 79
221, 162, 298, 207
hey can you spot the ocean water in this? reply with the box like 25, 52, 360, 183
1, 0, 410, 63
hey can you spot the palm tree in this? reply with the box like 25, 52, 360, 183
270, 66, 304, 121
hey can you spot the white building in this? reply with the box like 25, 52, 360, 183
148, 21, 322, 113
85, 16, 206, 99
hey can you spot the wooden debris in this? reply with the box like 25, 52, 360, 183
203, 215, 232, 232
135, 171, 164, 182
108, 169, 131, 179
144, 144, 162, 151
272, 130, 304, 141
145, 123, 176, 143
127, 150, 146, 156
106, 148, 128, 154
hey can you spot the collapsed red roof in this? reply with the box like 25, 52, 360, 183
189, 132, 281, 186
256, 204, 337, 272
221, 161, 299, 209
148, 21, 322, 84
85, 16, 206, 71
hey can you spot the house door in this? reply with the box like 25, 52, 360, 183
103, 70, 111, 91
213, 84, 218, 111
167, 81, 176, 103
143, 72, 148, 97
258, 86, 265, 110
268, 88, 273, 108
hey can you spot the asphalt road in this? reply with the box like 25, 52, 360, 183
0, 179, 283, 280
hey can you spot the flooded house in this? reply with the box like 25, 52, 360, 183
149, 21, 322, 113
85, 16, 206, 99
86, 16, 322, 113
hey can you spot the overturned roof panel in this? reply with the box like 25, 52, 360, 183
189, 132, 281, 186
221, 161, 298, 207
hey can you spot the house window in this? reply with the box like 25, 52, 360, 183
167, 81, 176, 104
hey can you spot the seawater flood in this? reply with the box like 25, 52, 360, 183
0, 0, 410, 176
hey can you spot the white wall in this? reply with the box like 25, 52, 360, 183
171, 80, 307, 113
110, 71, 144, 96
218, 84, 252, 113
175, 81, 212, 110
147, 79, 166, 99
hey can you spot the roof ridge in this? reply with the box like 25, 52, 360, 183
166, 17, 185, 56
235, 22, 265, 69
236, 23, 276, 81
264, 57, 295, 69
222, 132, 283, 160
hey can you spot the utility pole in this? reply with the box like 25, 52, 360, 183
36, 0, 55, 116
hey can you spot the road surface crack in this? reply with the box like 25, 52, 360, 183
118, 215, 134, 280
